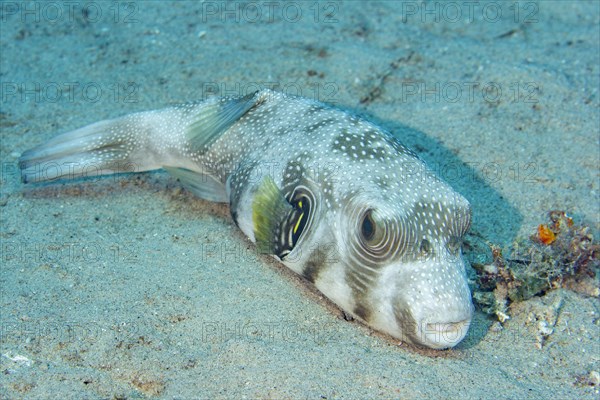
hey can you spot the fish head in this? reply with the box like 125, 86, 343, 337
277, 147, 474, 349
332, 172, 474, 349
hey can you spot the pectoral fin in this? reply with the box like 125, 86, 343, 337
252, 176, 295, 257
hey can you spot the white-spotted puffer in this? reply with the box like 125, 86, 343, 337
19, 89, 473, 349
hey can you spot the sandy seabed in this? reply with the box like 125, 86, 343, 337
1, 1, 598, 399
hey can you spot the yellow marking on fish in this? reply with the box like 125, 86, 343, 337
293, 200, 304, 235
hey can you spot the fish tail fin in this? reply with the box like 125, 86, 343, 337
19, 111, 174, 184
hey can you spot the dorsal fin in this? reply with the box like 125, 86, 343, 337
186, 91, 259, 151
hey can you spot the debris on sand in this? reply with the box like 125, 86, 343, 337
470, 211, 599, 322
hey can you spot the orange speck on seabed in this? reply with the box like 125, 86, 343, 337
538, 224, 556, 245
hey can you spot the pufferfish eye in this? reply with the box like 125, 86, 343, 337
360, 209, 385, 246
361, 210, 376, 241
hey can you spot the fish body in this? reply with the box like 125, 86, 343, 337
19, 89, 473, 349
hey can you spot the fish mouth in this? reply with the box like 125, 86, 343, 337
416, 318, 472, 349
